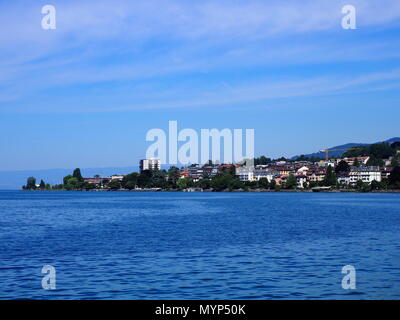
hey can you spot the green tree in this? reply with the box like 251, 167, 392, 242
391, 141, 400, 149
73, 168, 84, 182
345, 143, 395, 159
323, 166, 336, 186
211, 173, 236, 191
361, 183, 371, 192
353, 158, 360, 167
177, 178, 189, 190
370, 180, 381, 190
167, 166, 180, 187
285, 174, 297, 189
63, 175, 73, 185
391, 158, 399, 167
125, 181, 135, 190
108, 180, 121, 190
355, 179, 364, 190
344, 146, 367, 157
295, 155, 307, 161
309, 181, 318, 189
295, 155, 323, 162
258, 178, 269, 189
381, 178, 389, 190
137, 170, 152, 188
196, 179, 212, 190
389, 166, 400, 189
335, 160, 350, 174
247, 181, 259, 189
254, 156, 272, 165
232, 178, 244, 190
151, 170, 168, 188
322, 166, 336, 186
369, 143, 395, 159
121, 173, 139, 190
366, 155, 384, 167
269, 179, 276, 190
25, 177, 37, 190
39, 179, 46, 190
64, 177, 80, 190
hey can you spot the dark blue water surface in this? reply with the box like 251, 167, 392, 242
1, 191, 400, 299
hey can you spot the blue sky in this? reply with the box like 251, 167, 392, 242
1, 0, 400, 171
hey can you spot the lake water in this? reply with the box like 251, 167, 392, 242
0, 191, 399, 299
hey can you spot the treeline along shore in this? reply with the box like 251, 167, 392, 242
22, 142, 400, 193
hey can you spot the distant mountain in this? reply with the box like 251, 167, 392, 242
292, 137, 400, 160
0, 165, 177, 190
385, 137, 400, 144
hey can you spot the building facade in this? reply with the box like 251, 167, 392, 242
139, 158, 161, 172
235, 166, 254, 181
348, 166, 381, 185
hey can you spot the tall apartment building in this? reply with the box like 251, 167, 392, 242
139, 158, 161, 172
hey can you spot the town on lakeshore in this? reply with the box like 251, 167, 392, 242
23, 141, 400, 193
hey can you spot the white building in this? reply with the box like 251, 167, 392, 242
235, 166, 254, 181
235, 166, 279, 182
296, 175, 308, 188
339, 156, 370, 166
384, 157, 393, 166
307, 172, 325, 182
317, 160, 335, 167
253, 167, 279, 182
337, 175, 350, 185
139, 158, 161, 172
111, 175, 126, 181
297, 166, 309, 175
348, 166, 381, 185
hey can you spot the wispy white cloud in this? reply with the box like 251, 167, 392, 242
0, 0, 400, 112
100, 68, 400, 111
3, 67, 400, 114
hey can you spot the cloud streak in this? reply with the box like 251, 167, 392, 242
0, 0, 400, 113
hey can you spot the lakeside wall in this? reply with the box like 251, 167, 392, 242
19, 188, 400, 193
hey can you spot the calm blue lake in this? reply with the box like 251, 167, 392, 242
0, 191, 399, 299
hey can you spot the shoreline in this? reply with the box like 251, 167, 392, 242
17, 189, 400, 194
